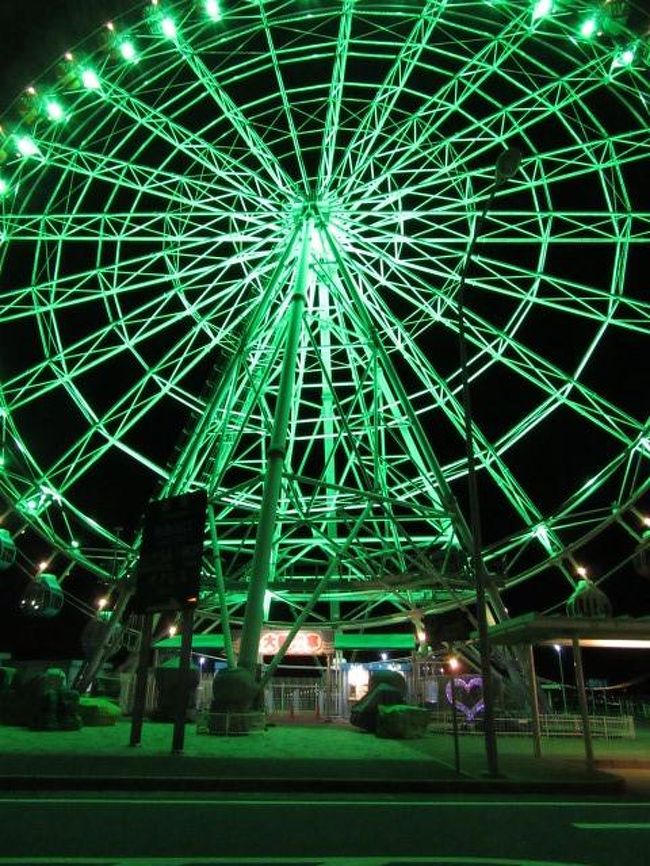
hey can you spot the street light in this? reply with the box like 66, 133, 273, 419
457, 147, 522, 778
554, 644, 568, 714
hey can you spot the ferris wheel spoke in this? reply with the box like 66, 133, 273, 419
165, 229, 304, 493
256, 0, 311, 193
1, 209, 275, 245
170, 28, 298, 197
103, 72, 277, 202
513, 129, 650, 197
352, 46, 612, 204
474, 209, 648, 247
0, 243, 247, 327
460, 309, 643, 449
87, 73, 281, 206
338, 4, 532, 199
341, 222, 641, 507
331, 216, 643, 457
340, 242, 551, 534
5, 261, 235, 409
361, 203, 649, 250
41, 325, 221, 494
316, 0, 354, 195
472, 251, 648, 334
331, 0, 446, 193
15, 138, 234, 214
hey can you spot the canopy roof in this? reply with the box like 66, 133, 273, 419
477, 613, 650, 648
154, 632, 415, 651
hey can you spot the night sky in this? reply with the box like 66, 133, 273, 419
0, 1, 649, 687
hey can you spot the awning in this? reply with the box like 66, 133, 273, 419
474, 612, 650, 648
155, 632, 416, 651
154, 634, 225, 649
334, 633, 416, 651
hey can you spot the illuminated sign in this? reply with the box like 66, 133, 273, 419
445, 676, 484, 721
257, 628, 334, 656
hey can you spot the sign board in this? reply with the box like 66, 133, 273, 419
132, 490, 208, 613
232, 628, 334, 656
261, 628, 333, 656
586, 678, 608, 688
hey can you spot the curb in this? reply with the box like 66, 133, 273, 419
0, 772, 626, 796
594, 759, 650, 770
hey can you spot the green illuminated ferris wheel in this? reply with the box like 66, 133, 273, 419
0, 0, 648, 639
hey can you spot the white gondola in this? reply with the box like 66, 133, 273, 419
19, 573, 64, 618
0, 528, 16, 571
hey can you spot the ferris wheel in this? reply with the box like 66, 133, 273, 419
0, 0, 648, 642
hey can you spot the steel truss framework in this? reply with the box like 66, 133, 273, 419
0, 0, 648, 637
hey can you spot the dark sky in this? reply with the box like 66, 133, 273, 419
0, 1, 137, 103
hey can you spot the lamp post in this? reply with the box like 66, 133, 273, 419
457, 147, 521, 778
554, 644, 568, 714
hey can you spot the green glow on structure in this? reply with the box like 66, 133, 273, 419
617, 47, 636, 67
81, 69, 101, 90
45, 100, 65, 122
532, 0, 553, 21
205, 0, 221, 21
0, 0, 647, 637
15, 135, 38, 157
580, 17, 597, 38
119, 41, 138, 62
161, 17, 178, 40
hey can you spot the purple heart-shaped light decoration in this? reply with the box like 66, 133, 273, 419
445, 676, 484, 721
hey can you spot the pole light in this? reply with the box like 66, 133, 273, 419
456, 147, 521, 778
554, 643, 568, 713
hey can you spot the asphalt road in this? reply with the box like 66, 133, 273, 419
0, 791, 649, 865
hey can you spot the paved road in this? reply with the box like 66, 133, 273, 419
0, 791, 649, 865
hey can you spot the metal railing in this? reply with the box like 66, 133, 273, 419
427, 712, 636, 739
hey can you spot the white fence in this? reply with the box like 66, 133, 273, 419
116, 673, 634, 738
117, 673, 344, 719
118, 672, 214, 714
427, 712, 636, 739
265, 680, 344, 719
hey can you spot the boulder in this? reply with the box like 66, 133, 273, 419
79, 697, 121, 726
29, 686, 82, 731
368, 669, 407, 699
375, 704, 430, 740
350, 682, 403, 732
56, 688, 83, 731
211, 668, 260, 713
0, 666, 16, 689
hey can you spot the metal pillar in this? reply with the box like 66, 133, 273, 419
456, 188, 500, 778
74, 581, 134, 694
527, 644, 542, 759
259, 506, 370, 687
129, 613, 154, 747
455, 148, 521, 778
207, 504, 236, 670
238, 220, 311, 672
556, 644, 568, 713
572, 636, 595, 773
171, 606, 194, 754
450, 676, 461, 775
